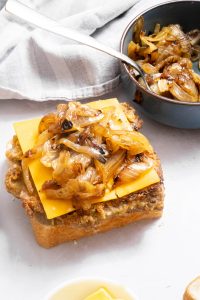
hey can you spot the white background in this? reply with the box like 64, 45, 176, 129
1, 84, 200, 300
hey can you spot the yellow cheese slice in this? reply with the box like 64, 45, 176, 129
88, 98, 131, 130
84, 288, 114, 300
14, 98, 160, 219
101, 168, 160, 201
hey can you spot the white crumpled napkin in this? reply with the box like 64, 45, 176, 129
0, 0, 171, 101
0, 0, 140, 101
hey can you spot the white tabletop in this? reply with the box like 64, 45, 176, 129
1, 84, 200, 300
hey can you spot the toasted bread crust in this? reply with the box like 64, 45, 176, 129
31, 209, 163, 248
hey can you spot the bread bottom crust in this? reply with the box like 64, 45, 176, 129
30, 209, 162, 248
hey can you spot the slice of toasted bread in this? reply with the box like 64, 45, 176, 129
183, 276, 200, 300
5, 153, 164, 248
5, 101, 164, 248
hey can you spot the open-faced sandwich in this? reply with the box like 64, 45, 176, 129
5, 98, 164, 248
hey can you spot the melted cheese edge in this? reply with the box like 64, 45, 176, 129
14, 98, 160, 219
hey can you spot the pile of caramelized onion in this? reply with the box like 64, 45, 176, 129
128, 18, 200, 102
22, 102, 154, 209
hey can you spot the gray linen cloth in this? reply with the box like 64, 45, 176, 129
0, 0, 142, 101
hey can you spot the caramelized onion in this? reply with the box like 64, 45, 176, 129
150, 82, 161, 95
38, 113, 56, 134
156, 55, 180, 71
92, 125, 152, 154
144, 26, 169, 42
52, 151, 70, 175
141, 63, 157, 74
59, 138, 107, 163
133, 16, 144, 44
57, 104, 68, 119
36, 129, 52, 146
52, 151, 91, 184
39, 102, 105, 136
21, 159, 34, 194
169, 81, 198, 102
43, 179, 105, 209
40, 140, 59, 168
65, 102, 104, 128
157, 79, 169, 93
116, 160, 153, 185
95, 150, 126, 184
76, 114, 104, 127
128, 41, 140, 59
191, 70, 200, 85
187, 29, 200, 46
107, 130, 153, 154
27, 100, 155, 204
154, 23, 161, 35
77, 166, 101, 184
169, 24, 191, 55
128, 23, 200, 102
97, 106, 115, 127
140, 34, 157, 55
176, 75, 198, 98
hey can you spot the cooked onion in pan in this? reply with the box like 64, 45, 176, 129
128, 19, 200, 102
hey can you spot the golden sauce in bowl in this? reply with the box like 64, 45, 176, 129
46, 279, 136, 300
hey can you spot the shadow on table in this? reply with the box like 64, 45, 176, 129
141, 114, 200, 164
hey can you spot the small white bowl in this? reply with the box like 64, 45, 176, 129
44, 277, 137, 300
